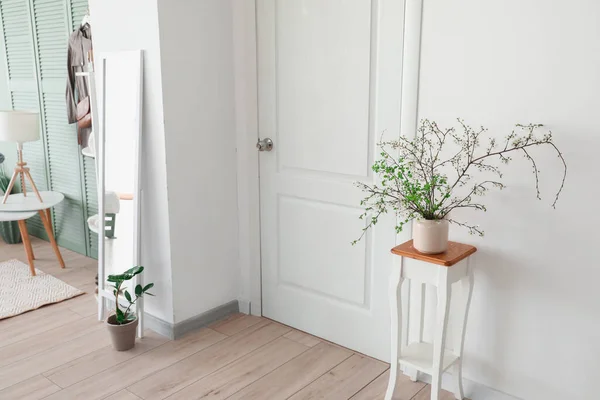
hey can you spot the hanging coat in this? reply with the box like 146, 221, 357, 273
66, 24, 93, 148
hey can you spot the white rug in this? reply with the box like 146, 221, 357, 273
0, 259, 84, 320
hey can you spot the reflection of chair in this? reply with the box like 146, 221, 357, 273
104, 213, 117, 238
81, 131, 120, 238
81, 130, 95, 158
87, 191, 133, 238
87, 191, 120, 238
88, 213, 117, 238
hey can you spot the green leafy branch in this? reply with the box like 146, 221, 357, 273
354, 119, 567, 243
0, 153, 11, 195
107, 266, 154, 325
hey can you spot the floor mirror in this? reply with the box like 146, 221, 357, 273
94, 50, 144, 336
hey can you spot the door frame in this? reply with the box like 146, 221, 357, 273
233, 0, 425, 317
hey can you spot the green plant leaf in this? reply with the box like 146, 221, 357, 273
0, 176, 10, 194
135, 284, 143, 296
124, 266, 144, 276
107, 274, 131, 283
142, 283, 154, 292
124, 290, 132, 303
115, 308, 125, 324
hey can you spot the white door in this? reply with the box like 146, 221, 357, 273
258, 0, 406, 361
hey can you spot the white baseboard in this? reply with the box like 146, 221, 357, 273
415, 371, 521, 400
238, 298, 251, 314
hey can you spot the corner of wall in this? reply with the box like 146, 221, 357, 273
232, 0, 262, 317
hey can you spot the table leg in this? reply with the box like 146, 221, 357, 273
2, 168, 19, 204
25, 224, 35, 260
453, 260, 474, 400
18, 220, 35, 276
25, 170, 43, 202
38, 209, 65, 268
407, 281, 425, 382
385, 256, 404, 400
432, 269, 451, 400
44, 209, 52, 229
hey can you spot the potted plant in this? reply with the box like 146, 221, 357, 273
0, 153, 21, 244
355, 119, 567, 254
106, 266, 154, 351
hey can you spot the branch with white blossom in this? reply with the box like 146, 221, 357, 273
353, 119, 567, 243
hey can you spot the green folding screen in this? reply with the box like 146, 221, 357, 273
0, 0, 97, 258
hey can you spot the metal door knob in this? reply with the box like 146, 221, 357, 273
256, 138, 273, 152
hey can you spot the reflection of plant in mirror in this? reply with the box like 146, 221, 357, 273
0, 153, 10, 194
107, 266, 154, 325
354, 119, 567, 244
0, 153, 21, 244
0, 174, 8, 195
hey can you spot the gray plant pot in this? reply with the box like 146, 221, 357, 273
106, 315, 138, 351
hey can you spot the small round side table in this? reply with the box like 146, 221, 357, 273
0, 191, 66, 276
385, 240, 476, 400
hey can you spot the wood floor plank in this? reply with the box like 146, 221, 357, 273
411, 385, 457, 400
0, 292, 92, 331
0, 375, 61, 400
0, 314, 102, 368
42, 328, 226, 400
350, 369, 390, 400
227, 341, 353, 400
0, 303, 62, 331
0, 309, 83, 348
66, 294, 97, 317
166, 336, 309, 400
289, 353, 389, 400
128, 320, 291, 400
0, 281, 93, 337
39, 264, 96, 287
44, 330, 169, 388
208, 313, 243, 329
104, 390, 143, 400
352, 370, 426, 400
0, 240, 467, 400
283, 329, 321, 347
209, 313, 262, 336
0, 327, 110, 391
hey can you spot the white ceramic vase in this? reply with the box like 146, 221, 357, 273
412, 219, 449, 254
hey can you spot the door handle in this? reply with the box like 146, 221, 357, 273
256, 138, 273, 152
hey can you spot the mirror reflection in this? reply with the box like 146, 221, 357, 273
88, 51, 142, 292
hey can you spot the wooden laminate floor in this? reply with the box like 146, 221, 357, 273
0, 237, 459, 400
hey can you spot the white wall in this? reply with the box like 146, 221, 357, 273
89, 0, 175, 324
157, 0, 240, 323
419, 1, 600, 399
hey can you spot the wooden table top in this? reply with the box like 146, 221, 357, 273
391, 240, 477, 267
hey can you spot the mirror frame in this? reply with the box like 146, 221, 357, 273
95, 50, 144, 335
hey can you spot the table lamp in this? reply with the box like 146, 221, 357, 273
0, 110, 43, 204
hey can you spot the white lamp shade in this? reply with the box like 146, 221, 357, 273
0, 110, 40, 143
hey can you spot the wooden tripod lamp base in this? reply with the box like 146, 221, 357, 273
2, 144, 43, 204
